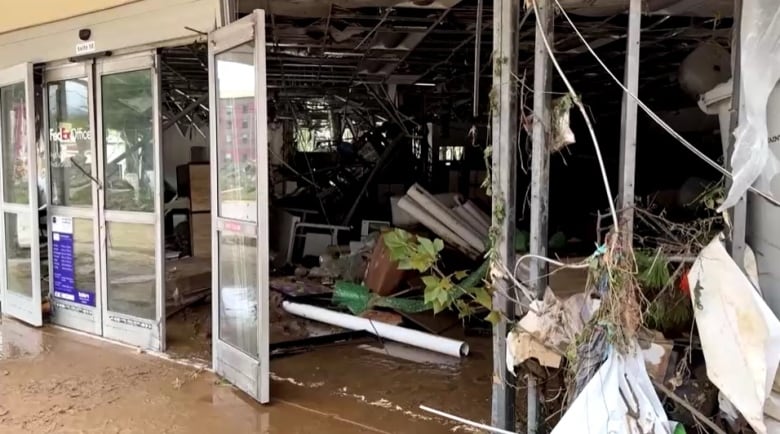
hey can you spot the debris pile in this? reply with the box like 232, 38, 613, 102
269, 182, 498, 360
505, 181, 780, 433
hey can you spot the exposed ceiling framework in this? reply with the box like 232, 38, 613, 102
159, 0, 734, 136
160, 45, 210, 137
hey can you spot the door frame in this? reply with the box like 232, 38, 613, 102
0, 62, 43, 327
209, 10, 270, 403
44, 61, 104, 335
95, 51, 166, 351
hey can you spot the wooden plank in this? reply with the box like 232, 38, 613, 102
189, 164, 211, 212
191, 212, 211, 258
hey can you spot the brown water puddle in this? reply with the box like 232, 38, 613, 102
0, 319, 484, 433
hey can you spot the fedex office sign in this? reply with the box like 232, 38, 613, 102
49, 127, 92, 143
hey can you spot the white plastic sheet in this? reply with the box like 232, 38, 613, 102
720, 0, 780, 210
687, 236, 780, 433
551, 346, 673, 434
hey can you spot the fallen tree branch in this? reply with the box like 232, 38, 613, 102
652, 380, 728, 434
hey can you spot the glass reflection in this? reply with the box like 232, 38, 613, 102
219, 232, 258, 357
2, 83, 29, 205
106, 222, 155, 319
48, 79, 92, 207
4, 212, 33, 297
101, 70, 154, 212
216, 43, 257, 222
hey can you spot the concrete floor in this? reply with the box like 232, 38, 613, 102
0, 318, 484, 434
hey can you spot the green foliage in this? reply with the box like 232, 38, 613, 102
634, 249, 671, 289
333, 281, 428, 315
634, 249, 692, 333
384, 229, 497, 323
645, 293, 692, 332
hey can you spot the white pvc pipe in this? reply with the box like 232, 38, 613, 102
282, 301, 470, 358
398, 196, 480, 258
463, 201, 492, 231
432, 192, 463, 209
407, 184, 486, 252
454, 204, 489, 237
419, 405, 516, 434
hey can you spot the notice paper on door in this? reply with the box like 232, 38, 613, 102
51, 215, 94, 307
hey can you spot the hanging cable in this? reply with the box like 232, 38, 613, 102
551, 0, 780, 208
530, 0, 619, 228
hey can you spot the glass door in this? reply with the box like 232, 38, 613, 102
46, 62, 102, 335
95, 52, 165, 351
209, 10, 270, 403
0, 63, 43, 327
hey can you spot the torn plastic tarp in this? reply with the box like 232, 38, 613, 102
720, 0, 780, 211
551, 344, 678, 434
687, 235, 780, 433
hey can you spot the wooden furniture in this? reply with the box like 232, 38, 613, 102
176, 163, 211, 258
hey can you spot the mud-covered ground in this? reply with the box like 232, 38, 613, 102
0, 320, 475, 433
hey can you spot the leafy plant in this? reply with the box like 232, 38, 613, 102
634, 249, 692, 333
634, 249, 671, 289
383, 229, 496, 323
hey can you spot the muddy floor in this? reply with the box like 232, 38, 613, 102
164, 300, 496, 432
2, 259, 586, 433
0, 319, 477, 434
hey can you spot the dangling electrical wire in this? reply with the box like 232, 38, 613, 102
551, 0, 780, 208
530, 0, 620, 229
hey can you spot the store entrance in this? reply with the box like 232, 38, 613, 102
44, 52, 165, 350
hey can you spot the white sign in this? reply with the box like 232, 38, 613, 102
75, 41, 96, 55
51, 216, 73, 235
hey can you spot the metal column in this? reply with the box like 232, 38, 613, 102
490, 0, 519, 430
473, 0, 484, 118
618, 0, 641, 242
528, 0, 554, 431
727, 0, 746, 266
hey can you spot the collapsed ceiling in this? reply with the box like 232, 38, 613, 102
242, 0, 733, 18
242, 0, 732, 127
160, 0, 735, 134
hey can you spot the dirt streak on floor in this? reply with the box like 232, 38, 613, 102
0, 321, 461, 434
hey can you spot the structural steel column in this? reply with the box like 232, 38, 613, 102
618, 0, 641, 242
727, 0, 747, 266
528, 0, 554, 432
473, 0, 484, 118
490, 0, 519, 430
